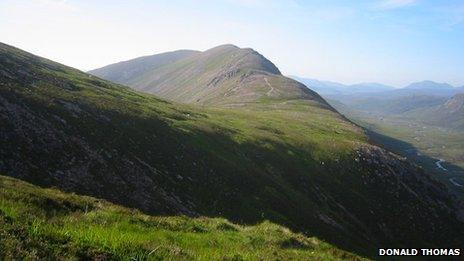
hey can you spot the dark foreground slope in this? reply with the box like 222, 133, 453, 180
2, 42, 464, 256
0, 175, 360, 260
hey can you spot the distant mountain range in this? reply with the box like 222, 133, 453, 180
393, 81, 462, 97
295, 75, 464, 131
290, 76, 395, 95
292, 76, 463, 97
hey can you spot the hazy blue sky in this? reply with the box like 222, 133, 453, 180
1, 0, 463, 87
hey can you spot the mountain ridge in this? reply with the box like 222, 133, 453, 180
290, 76, 396, 95
404, 80, 454, 90
292, 76, 462, 97
88, 49, 200, 85
90, 45, 328, 108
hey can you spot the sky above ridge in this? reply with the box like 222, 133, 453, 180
0, 0, 463, 87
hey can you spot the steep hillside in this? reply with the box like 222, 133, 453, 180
0, 175, 360, 260
2, 42, 464, 257
406, 93, 464, 130
91, 45, 327, 107
445, 93, 464, 113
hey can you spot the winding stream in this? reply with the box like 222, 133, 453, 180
449, 178, 464, 187
434, 159, 464, 188
435, 159, 447, 171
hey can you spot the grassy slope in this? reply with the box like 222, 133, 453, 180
88, 50, 200, 85
2, 42, 464, 257
0, 175, 361, 260
91, 44, 326, 107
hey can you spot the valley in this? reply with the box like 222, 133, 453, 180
315, 79, 464, 198
353, 112, 464, 194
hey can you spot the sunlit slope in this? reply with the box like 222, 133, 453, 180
1, 42, 464, 256
91, 44, 328, 107
0, 175, 362, 260
89, 49, 200, 85
404, 93, 464, 131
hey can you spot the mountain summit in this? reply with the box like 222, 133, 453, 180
404, 80, 454, 90
90, 45, 327, 107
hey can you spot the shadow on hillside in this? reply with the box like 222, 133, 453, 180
366, 129, 464, 193
2, 88, 464, 259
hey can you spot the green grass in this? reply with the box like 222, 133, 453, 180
0, 175, 362, 260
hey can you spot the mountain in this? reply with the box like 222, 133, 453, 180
91, 45, 327, 107
342, 95, 448, 115
348, 82, 394, 93
289, 76, 347, 95
323, 80, 463, 117
294, 77, 461, 103
387, 80, 459, 97
0, 175, 359, 260
440, 93, 464, 113
2, 42, 464, 257
406, 93, 464, 130
404, 80, 454, 90
290, 76, 394, 96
